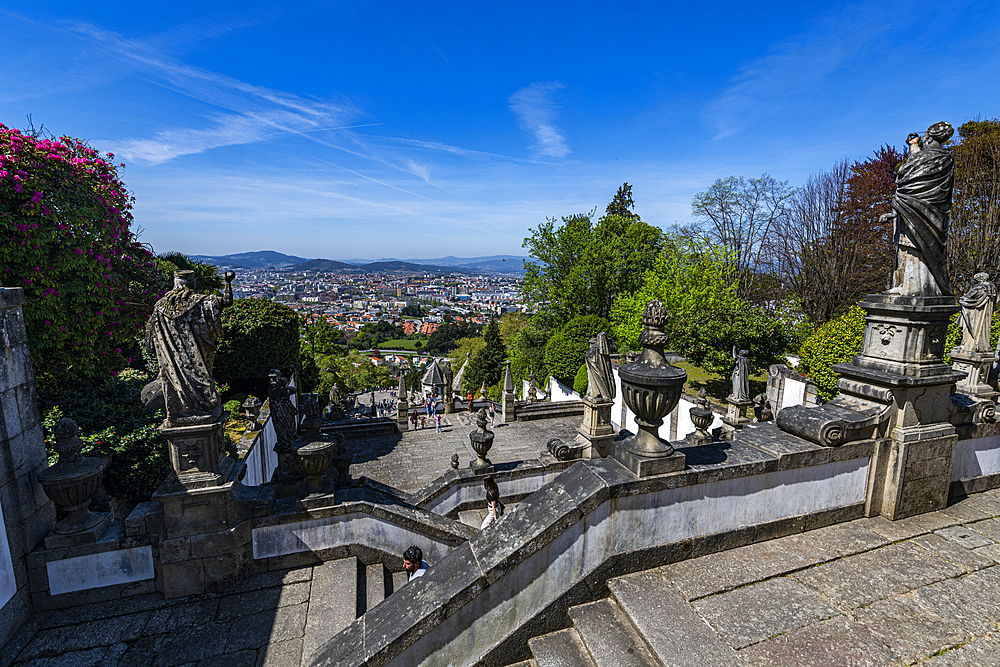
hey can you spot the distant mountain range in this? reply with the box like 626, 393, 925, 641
190, 251, 529, 275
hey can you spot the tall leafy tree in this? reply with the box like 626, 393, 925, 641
950, 118, 1000, 293
522, 184, 663, 325
464, 320, 507, 393
691, 174, 794, 301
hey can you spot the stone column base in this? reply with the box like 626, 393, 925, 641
159, 414, 229, 489
501, 392, 516, 423
866, 433, 957, 520
574, 398, 616, 458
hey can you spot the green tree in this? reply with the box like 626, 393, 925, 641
522, 184, 664, 324
670, 303, 791, 376
0, 124, 159, 380
509, 325, 550, 386
950, 118, 1000, 293
215, 298, 301, 397
448, 336, 486, 369
330, 350, 394, 391
465, 321, 507, 392
691, 174, 794, 300
544, 315, 614, 386
611, 236, 740, 350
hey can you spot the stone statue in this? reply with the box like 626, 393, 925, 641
584, 332, 616, 401
142, 270, 234, 426
328, 384, 346, 421
958, 273, 997, 353
881, 121, 956, 296
439, 359, 453, 388
268, 370, 297, 445
731, 347, 750, 402
527, 371, 538, 403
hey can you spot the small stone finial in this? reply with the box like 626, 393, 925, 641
451, 453, 459, 469
52, 418, 85, 459
503, 359, 514, 393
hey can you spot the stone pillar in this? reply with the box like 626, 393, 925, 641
0, 288, 55, 645
722, 396, 752, 438
838, 295, 964, 520
501, 359, 516, 423
575, 398, 615, 458
951, 349, 999, 401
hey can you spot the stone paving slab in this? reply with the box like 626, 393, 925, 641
850, 594, 970, 664
922, 633, 1000, 665
692, 577, 840, 650
736, 615, 902, 667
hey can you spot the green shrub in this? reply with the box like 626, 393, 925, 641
797, 305, 866, 401
465, 321, 507, 392
544, 315, 614, 386
215, 298, 300, 396
573, 364, 589, 395
38, 371, 169, 501
670, 303, 791, 376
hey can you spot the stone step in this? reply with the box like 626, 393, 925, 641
506, 659, 538, 667
392, 570, 408, 594
568, 599, 659, 667
365, 562, 391, 613
607, 568, 742, 666
459, 509, 486, 528
528, 628, 596, 667
302, 557, 362, 662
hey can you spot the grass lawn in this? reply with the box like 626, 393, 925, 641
380, 338, 425, 350
674, 361, 767, 406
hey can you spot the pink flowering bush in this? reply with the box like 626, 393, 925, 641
0, 124, 159, 380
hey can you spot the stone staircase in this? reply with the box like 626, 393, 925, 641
301, 558, 409, 663
522, 567, 741, 667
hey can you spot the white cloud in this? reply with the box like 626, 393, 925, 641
508, 82, 570, 158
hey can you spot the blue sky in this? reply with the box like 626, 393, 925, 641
3, 1, 999, 260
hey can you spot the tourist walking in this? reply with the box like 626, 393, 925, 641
480, 475, 504, 530
489, 403, 495, 427
402, 546, 429, 582
435, 413, 442, 433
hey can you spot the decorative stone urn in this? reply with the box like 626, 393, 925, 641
37, 418, 108, 537
617, 301, 687, 458
242, 396, 262, 432
686, 389, 714, 445
469, 408, 495, 473
294, 438, 338, 498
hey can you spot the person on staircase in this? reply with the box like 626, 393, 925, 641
480, 475, 504, 529
402, 545, 429, 582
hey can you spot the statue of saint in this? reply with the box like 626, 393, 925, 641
731, 347, 750, 402
268, 371, 298, 445
142, 270, 234, 426
881, 121, 956, 296
958, 272, 997, 353
584, 332, 616, 401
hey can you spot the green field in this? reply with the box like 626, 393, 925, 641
379, 338, 425, 350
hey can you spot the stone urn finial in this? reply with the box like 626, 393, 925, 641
469, 408, 495, 472
687, 389, 714, 445
617, 300, 687, 458
242, 396, 262, 432
37, 418, 108, 536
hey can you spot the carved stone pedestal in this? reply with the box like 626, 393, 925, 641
722, 397, 752, 438
951, 349, 999, 400
159, 413, 232, 490
501, 391, 516, 424
575, 398, 616, 458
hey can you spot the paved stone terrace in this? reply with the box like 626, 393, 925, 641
344, 395, 580, 493
10, 489, 1000, 665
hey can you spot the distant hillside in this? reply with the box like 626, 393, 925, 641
293, 259, 356, 272
193, 251, 527, 274
357, 261, 472, 274
191, 251, 309, 269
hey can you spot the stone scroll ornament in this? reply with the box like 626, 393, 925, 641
880, 121, 956, 297
584, 331, 617, 401
142, 270, 235, 426
957, 272, 997, 354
